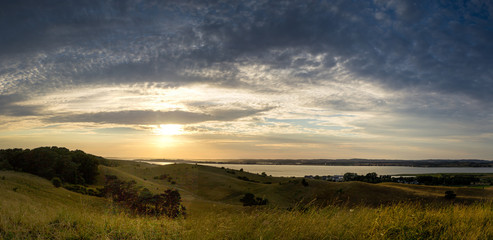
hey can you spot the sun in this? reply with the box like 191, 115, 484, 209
153, 124, 184, 136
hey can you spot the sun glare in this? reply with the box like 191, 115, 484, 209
153, 124, 184, 136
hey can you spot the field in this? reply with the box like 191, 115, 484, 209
2, 161, 493, 239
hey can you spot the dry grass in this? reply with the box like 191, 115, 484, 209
3, 168, 493, 239
2, 200, 493, 239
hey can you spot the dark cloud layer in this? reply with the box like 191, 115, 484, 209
1, 1, 493, 98
1, 0, 493, 123
0, 94, 43, 116
47, 107, 273, 125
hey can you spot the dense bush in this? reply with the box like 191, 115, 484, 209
103, 175, 186, 218
154, 174, 170, 180
301, 178, 309, 187
63, 184, 103, 196
240, 193, 268, 206
341, 172, 479, 186
154, 174, 175, 184
416, 175, 479, 186
51, 177, 62, 188
444, 191, 457, 199
237, 176, 259, 183
0, 158, 12, 170
342, 172, 391, 183
0, 147, 101, 185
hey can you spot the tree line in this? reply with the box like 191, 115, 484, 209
0, 146, 186, 218
342, 172, 392, 183
342, 172, 480, 186
0, 147, 103, 185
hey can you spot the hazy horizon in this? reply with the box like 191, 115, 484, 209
2, 1, 493, 160
111, 157, 493, 162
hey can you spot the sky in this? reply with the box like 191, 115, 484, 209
1, 0, 493, 160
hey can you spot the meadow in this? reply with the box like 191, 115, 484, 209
2, 160, 493, 239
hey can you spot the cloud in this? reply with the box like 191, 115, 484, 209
46, 107, 274, 125
0, 94, 44, 116
2, 0, 493, 159
93, 127, 145, 134
1, 0, 493, 104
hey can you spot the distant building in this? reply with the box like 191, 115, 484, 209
330, 175, 344, 182
305, 175, 344, 182
391, 176, 418, 184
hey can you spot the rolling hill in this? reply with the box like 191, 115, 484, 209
3, 160, 493, 239
97, 160, 493, 210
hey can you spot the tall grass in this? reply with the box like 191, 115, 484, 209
182, 202, 493, 239
2, 200, 493, 239
2, 170, 493, 239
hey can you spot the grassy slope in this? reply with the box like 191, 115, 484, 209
3, 163, 493, 239
0, 171, 107, 239
381, 182, 493, 199
0, 170, 105, 209
97, 161, 493, 211
2, 169, 493, 239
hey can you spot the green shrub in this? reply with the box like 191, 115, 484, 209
0, 159, 12, 170
240, 193, 268, 206
301, 178, 309, 187
51, 177, 62, 188
103, 175, 186, 218
445, 190, 456, 199
64, 184, 88, 194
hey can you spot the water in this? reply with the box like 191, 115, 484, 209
142, 161, 174, 166
144, 161, 493, 177
198, 164, 493, 177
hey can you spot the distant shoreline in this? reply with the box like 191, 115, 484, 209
137, 159, 493, 168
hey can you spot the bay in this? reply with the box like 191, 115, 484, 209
145, 161, 493, 177
199, 164, 493, 177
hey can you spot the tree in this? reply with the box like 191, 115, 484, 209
154, 189, 186, 218
444, 190, 456, 199
0, 147, 100, 185
365, 172, 378, 183
72, 150, 99, 184
240, 193, 256, 206
301, 178, 309, 187
343, 172, 358, 181
0, 158, 12, 170
51, 177, 62, 188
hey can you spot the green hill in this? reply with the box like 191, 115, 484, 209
97, 161, 493, 211
0, 170, 105, 209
